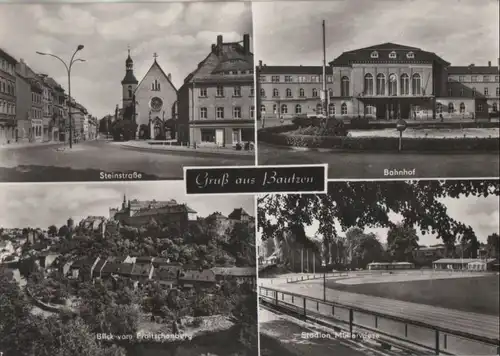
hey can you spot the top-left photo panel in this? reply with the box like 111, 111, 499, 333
0, 1, 255, 182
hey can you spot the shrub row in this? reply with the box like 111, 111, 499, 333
258, 129, 500, 151
289, 116, 500, 130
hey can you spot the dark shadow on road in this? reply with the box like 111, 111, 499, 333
0, 165, 163, 182
120, 145, 256, 161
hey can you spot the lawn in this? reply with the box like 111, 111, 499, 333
325, 275, 499, 316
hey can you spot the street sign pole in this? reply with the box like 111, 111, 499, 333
396, 119, 407, 152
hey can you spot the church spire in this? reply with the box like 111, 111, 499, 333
122, 47, 138, 85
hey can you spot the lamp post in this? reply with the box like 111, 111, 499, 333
37, 45, 85, 149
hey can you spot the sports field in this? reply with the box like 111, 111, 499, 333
325, 274, 499, 316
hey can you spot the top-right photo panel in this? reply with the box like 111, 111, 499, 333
254, 0, 499, 179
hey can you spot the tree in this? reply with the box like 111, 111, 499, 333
258, 181, 499, 253
386, 223, 419, 262
486, 233, 500, 258
48, 225, 58, 237
58, 225, 70, 238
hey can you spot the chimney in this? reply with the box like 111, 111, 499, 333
216, 34, 223, 55
243, 34, 250, 54
167, 73, 172, 81
488, 61, 491, 67
258, 60, 262, 68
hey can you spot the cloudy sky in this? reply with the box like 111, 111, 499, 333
0, 1, 252, 118
0, 181, 254, 229
257, 191, 500, 247
254, 0, 499, 67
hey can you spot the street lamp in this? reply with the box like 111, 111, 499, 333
37, 45, 85, 149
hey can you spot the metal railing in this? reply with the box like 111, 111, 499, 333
285, 272, 348, 283
259, 286, 499, 355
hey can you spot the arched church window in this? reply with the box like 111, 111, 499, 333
128, 86, 132, 98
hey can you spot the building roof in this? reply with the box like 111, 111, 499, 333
447, 66, 499, 75
228, 208, 251, 220
433, 258, 496, 264
135, 256, 153, 263
130, 263, 152, 277
180, 269, 216, 281
70, 257, 97, 269
93, 258, 107, 274
135, 59, 177, 93
153, 265, 182, 279
151, 257, 170, 266
258, 65, 333, 75
183, 35, 253, 85
329, 42, 450, 67
0, 47, 18, 64
211, 267, 256, 277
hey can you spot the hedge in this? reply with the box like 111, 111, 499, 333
258, 128, 500, 152
290, 116, 500, 130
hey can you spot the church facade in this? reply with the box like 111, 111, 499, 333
121, 51, 178, 140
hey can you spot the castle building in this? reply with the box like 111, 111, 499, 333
257, 42, 500, 121
109, 195, 198, 229
177, 33, 255, 147
120, 50, 178, 140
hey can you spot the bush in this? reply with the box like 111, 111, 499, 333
350, 117, 371, 129
259, 126, 500, 151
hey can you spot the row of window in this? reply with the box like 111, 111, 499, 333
260, 87, 332, 98
0, 59, 15, 75
453, 75, 499, 83
260, 75, 334, 84
30, 108, 42, 119
364, 73, 423, 96
260, 73, 426, 97
31, 92, 42, 105
0, 78, 16, 96
199, 86, 254, 98
436, 102, 498, 113
449, 87, 500, 97
260, 103, 348, 115
370, 51, 414, 59
199, 106, 255, 119
0, 100, 16, 115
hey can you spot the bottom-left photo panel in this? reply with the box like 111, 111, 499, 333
0, 181, 258, 356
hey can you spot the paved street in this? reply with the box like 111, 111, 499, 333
258, 143, 500, 179
259, 307, 387, 356
0, 140, 254, 182
260, 277, 499, 355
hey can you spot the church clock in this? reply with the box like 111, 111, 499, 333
150, 97, 163, 112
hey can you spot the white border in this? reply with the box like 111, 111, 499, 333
183, 163, 328, 196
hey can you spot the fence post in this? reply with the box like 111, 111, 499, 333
444, 334, 447, 350
332, 305, 335, 316
303, 298, 307, 317
405, 324, 408, 338
375, 316, 378, 328
435, 330, 439, 355
275, 291, 278, 305
349, 309, 354, 338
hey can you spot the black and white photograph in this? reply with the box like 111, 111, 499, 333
0, 1, 255, 182
0, 181, 257, 356
257, 180, 500, 356
254, 0, 500, 179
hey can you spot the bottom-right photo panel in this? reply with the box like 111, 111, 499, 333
257, 180, 500, 356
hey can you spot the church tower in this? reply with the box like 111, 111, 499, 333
121, 48, 138, 109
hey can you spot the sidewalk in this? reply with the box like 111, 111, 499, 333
0, 141, 65, 150
115, 140, 255, 156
